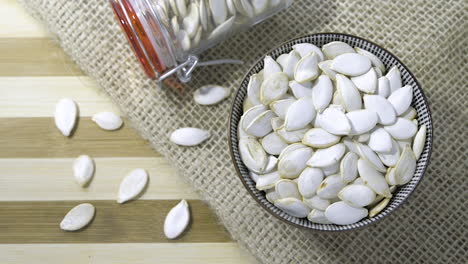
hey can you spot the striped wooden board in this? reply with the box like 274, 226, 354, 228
0, 0, 256, 263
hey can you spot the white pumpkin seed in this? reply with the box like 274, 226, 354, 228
191, 26, 202, 47
249, 171, 260, 183
208, 16, 235, 40
377, 138, 401, 167
343, 137, 359, 154
322, 41, 355, 59
356, 133, 370, 143
169, 0, 179, 16
183, 3, 199, 38
73, 155, 95, 187
340, 152, 359, 184
238, 0, 255, 17
256, 171, 281, 190
368, 127, 393, 153
275, 179, 301, 199
307, 209, 332, 224
384, 118, 417, 140
193, 84, 229, 105
413, 124, 426, 160
251, 0, 269, 14
284, 50, 301, 79
264, 55, 282, 79
331, 53, 371, 76
394, 145, 417, 185
171, 16, 180, 35
242, 104, 267, 130
292, 43, 324, 61
199, 0, 209, 30
385, 66, 402, 93
388, 85, 413, 115
170, 127, 210, 146
307, 143, 346, 168
54, 98, 78, 137
412, 119, 419, 127
400, 106, 417, 120
357, 159, 391, 197
338, 184, 376, 207
278, 147, 313, 178
284, 97, 316, 131
353, 177, 364, 185
325, 201, 367, 225
328, 103, 346, 113
226, 0, 237, 15
164, 200, 190, 239
209, 0, 227, 25
275, 54, 288, 69
297, 167, 324, 198
336, 74, 362, 111
294, 52, 319, 83
303, 196, 330, 211
318, 60, 337, 81
363, 95, 397, 125
246, 73, 263, 105
354, 47, 386, 73
269, 98, 295, 119
356, 142, 387, 172
346, 110, 378, 135
368, 197, 390, 218
261, 132, 288, 155
276, 126, 310, 143
117, 169, 149, 203
302, 128, 341, 148
318, 107, 351, 135
260, 72, 289, 105
376, 76, 391, 98
270, 117, 284, 131
351, 67, 377, 93
60, 203, 95, 231
274, 198, 311, 218
239, 136, 267, 173
289, 80, 312, 99
385, 167, 397, 185
176, 0, 187, 16
92, 112, 123, 131
322, 162, 340, 176
265, 188, 280, 203
316, 174, 346, 199
238, 115, 249, 138
245, 110, 275, 137
332, 90, 342, 105
263, 155, 278, 174
312, 75, 333, 112
177, 29, 191, 51
374, 67, 383, 78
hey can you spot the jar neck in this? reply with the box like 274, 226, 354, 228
110, 0, 177, 79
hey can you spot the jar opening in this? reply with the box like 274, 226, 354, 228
110, 0, 175, 79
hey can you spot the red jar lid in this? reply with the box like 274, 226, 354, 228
110, 0, 167, 78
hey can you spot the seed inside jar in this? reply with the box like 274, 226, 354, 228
238, 41, 423, 225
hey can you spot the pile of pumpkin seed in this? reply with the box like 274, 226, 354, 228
238, 41, 427, 225
156, 0, 286, 51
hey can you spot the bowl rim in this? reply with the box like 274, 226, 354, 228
228, 32, 433, 232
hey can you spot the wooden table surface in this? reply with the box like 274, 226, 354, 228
0, 1, 256, 263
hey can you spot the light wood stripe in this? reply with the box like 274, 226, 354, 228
0, 158, 199, 201
0, 77, 119, 117
0, 0, 49, 38
0, 243, 257, 264
0, 200, 230, 243
0, 38, 83, 76
0, 118, 157, 158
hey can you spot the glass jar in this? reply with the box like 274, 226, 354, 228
110, 0, 293, 83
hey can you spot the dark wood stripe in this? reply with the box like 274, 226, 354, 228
0, 200, 231, 243
0, 38, 83, 76
0, 118, 158, 158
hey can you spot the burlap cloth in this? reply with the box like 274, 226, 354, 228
19, 0, 466, 263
